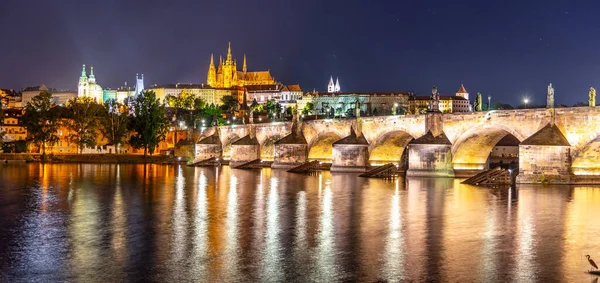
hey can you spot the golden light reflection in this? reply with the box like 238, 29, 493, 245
192, 170, 209, 277
513, 192, 536, 282
172, 165, 188, 262
261, 177, 283, 281
312, 180, 336, 281
382, 181, 405, 280
563, 187, 600, 273
110, 164, 128, 267
224, 174, 239, 279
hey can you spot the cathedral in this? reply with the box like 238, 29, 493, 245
206, 43, 275, 88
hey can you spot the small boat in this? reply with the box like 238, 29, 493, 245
588, 270, 600, 276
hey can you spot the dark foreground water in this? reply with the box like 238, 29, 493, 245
1, 164, 600, 282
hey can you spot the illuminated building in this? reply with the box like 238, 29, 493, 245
327, 76, 341, 93
78, 65, 104, 103
299, 91, 411, 116
21, 85, 49, 105
206, 43, 276, 88
147, 84, 241, 105
103, 74, 144, 103
0, 108, 26, 143
408, 85, 471, 113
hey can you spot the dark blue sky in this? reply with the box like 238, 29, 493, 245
1, 0, 599, 105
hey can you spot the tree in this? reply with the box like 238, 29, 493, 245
22, 91, 60, 155
100, 99, 129, 154
302, 102, 314, 115
0, 99, 4, 143
129, 91, 169, 156
65, 96, 102, 153
221, 95, 239, 116
193, 97, 206, 111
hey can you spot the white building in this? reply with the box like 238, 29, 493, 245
78, 65, 103, 103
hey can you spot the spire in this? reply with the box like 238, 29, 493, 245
457, 84, 467, 93
335, 77, 340, 92
328, 76, 335, 93
80, 64, 87, 77
89, 66, 96, 83
243, 54, 247, 73
210, 53, 214, 66
226, 42, 232, 63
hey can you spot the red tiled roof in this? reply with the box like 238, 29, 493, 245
457, 84, 468, 93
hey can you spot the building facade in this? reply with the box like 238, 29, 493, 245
408, 85, 472, 114
298, 91, 411, 117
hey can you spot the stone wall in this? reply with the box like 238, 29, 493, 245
230, 144, 260, 165
331, 144, 369, 172
517, 145, 571, 183
406, 144, 454, 177
194, 144, 221, 162
273, 144, 307, 169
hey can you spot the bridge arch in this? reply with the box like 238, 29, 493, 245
451, 123, 525, 170
571, 135, 600, 175
369, 130, 415, 165
308, 132, 342, 162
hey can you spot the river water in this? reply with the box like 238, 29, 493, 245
1, 163, 600, 282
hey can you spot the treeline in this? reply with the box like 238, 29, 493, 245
21, 90, 169, 156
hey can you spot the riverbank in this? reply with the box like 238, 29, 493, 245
0, 153, 187, 164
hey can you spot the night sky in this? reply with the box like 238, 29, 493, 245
1, 0, 600, 106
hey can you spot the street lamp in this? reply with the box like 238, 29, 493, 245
488, 95, 492, 111
523, 97, 529, 108
394, 103, 399, 115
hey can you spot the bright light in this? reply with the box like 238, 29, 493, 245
523, 98, 529, 104
394, 103, 398, 107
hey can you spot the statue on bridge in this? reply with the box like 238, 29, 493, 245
474, 92, 483, 111
429, 85, 440, 112
590, 87, 596, 107
547, 83, 555, 108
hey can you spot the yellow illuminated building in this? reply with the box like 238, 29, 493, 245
207, 43, 276, 88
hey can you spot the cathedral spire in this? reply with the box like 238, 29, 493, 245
226, 42, 232, 64
210, 54, 215, 66
328, 76, 335, 93
335, 77, 341, 92
243, 54, 247, 73
81, 64, 87, 77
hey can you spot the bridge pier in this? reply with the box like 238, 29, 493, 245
330, 129, 370, 172
272, 132, 308, 169
193, 131, 222, 163
230, 135, 260, 167
516, 124, 571, 184
406, 131, 454, 177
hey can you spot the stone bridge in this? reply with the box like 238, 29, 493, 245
195, 107, 600, 183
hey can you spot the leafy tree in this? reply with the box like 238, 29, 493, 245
302, 102, 314, 115
221, 95, 239, 116
199, 103, 225, 126
64, 96, 102, 153
193, 97, 206, 111
129, 91, 169, 156
22, 91, 60, 155
100, 99, 129, 154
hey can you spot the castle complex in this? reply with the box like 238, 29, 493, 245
206, 43, 276, 88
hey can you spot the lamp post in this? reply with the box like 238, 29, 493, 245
523, 97, 529, 109
394, 103, 399, 115
488, 95, 492, 111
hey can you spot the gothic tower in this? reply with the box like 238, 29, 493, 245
223, 42, 233, 88
207, 54, 216, 86
135, 73, 145, 96
327, 76, 335, 93
335, 77, 341, 92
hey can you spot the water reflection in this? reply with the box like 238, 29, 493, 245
2, 164, 600, 282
